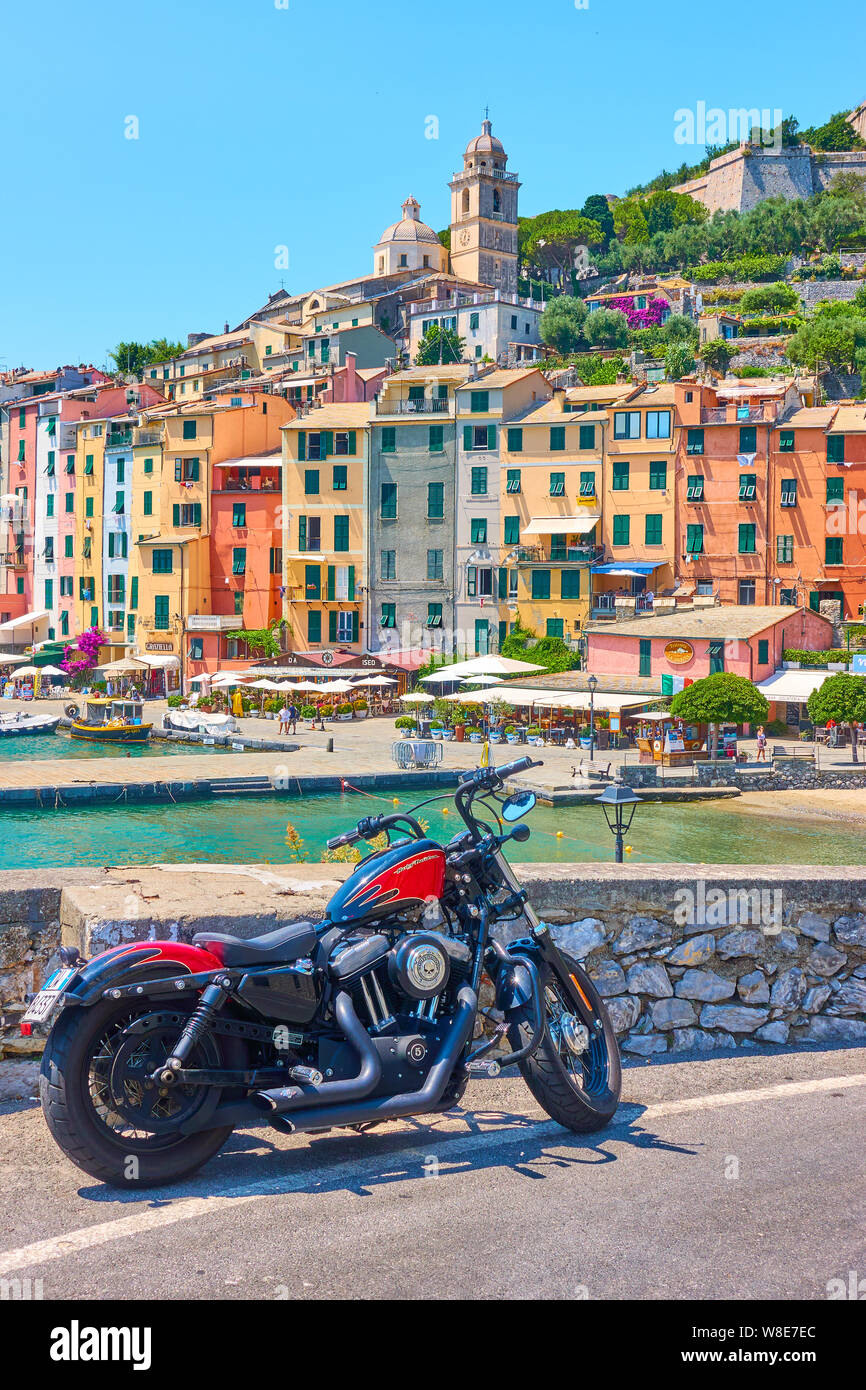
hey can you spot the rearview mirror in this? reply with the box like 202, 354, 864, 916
501, 789, 537, 822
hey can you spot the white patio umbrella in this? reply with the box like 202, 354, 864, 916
287, 679, 325, 692
11, 665, 40, 677
189, 672, 213, 685
461, 674, 503, 684
251, 679, 285, 691
400, 691, 434, 704
421, 656, 545, 682
351, 675, 397, 687
211, 672, 251, 687
101, 657, 149, 674
317, 679, 357, 694
36, 664, 66, 677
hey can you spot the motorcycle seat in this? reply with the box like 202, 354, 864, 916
193, 920, 319, 967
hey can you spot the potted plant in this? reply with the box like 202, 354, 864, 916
505, 723, 521, 745
353, 698, 368, 719
526, 724, 543, 744
319, 704, 334, 720
301, 704, 317, 724
336, 701, 353, 721
466, 725, 483, 743
263, 696, 281, 720
395, 715, 416, 733
440, 725, 454, 741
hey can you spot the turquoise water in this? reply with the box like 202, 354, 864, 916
0, 785, 859, 870
0, 733, 236, 761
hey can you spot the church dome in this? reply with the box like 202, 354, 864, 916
376, 196, 441, 246
464, 118, 505, 158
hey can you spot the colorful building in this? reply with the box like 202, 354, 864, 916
499, 389, 604, 649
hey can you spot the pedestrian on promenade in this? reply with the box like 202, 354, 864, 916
756, 725, 767, 762
278, 702, 291, 736
285, 702, 298, 735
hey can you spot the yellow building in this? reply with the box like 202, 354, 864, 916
595, 383, 678, 619
280, 403, 372, 655
499, 389, 604, 646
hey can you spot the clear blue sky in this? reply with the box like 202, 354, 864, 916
1, 0, 864, 368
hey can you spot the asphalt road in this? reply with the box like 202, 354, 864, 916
1, 1045, 864, 1301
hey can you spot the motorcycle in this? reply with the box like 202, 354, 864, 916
27, 756, 621, 1187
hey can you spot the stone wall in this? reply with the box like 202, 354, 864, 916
0, 865, 864, 1085
693, 760, 866, 790
674, 145, 866, 215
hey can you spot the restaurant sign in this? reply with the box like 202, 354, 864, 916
146, 642, 175, 653
664, 640, 694, 665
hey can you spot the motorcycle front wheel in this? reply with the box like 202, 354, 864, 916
508, 950, 621, 1133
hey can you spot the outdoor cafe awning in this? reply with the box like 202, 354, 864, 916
446, 685, 649, 713
0, 609, 50, 632
521, 515, 599, 537
756, 670, 830, 703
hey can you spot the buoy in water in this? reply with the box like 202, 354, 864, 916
625, 845, 633, 854
556, 831, 563, 839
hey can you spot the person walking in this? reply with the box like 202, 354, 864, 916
285, 701, 298, 735
278, 702, 291, 736
756, 725, 767, 762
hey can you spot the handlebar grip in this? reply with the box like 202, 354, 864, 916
497, 755, 541, 779
325, 830, 360, 850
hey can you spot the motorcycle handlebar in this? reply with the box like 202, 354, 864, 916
457, 756, 542, 790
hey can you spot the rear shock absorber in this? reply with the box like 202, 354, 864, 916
153, 978, 231, 1085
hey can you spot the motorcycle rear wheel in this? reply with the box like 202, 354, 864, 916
509, 950, 621, 1133
40, 998, 245, 1187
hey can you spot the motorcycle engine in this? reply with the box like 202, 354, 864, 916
320, 930, 473, 1097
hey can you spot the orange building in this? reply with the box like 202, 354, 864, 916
674, 380, 794, 607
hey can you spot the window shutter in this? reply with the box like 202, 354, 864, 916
173, 504, 180, 527
298, 431, 306, 461
463, 425, 472, 451
487, 425, 496, 450
347, 430, 356, 455
327, 565, 335, 601
174, 460, 182, 482
324, 431, 333, 458
348, 565, 355, 600
193, 502, 201, 526
352, 610, 359, 643
130, 577, 138, 610
329, 610, 338, 642
298, 515, 307, 551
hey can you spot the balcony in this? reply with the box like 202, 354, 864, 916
374, 396, 450, 415
451, 166, 519, 184
134, 428, 163, 446
187, 614, 244, 632
2, 551, 26, 569
700, 405, 768, 424
515, 543, 603, 566
213, 466, 281, 493
106, 430, 133, 449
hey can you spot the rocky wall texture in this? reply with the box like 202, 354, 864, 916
0, 866, 864, 1080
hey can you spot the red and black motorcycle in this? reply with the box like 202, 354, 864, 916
27, 757, 621, 1187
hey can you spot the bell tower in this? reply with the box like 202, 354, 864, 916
449, 117, 520, 294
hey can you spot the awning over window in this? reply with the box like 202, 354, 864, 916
522, 515, 600, 536
0, 609, 50, 632
591, 562, 658, 576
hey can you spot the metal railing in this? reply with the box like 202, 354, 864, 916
700, 405, 769, 424
515, 543, 603, 565
375, 396, 450, 415
451, 166, 518, 183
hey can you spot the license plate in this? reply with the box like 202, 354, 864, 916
22, 968, 77, 1027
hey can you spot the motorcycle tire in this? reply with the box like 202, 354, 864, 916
508, 949, 621, 1133
40, 997, 246, 1188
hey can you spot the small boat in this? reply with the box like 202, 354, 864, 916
0, 711, 61, 737
68, 698, 152, 745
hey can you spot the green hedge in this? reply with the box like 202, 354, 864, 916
689, 254, 789, 284
782, 648, 855, 667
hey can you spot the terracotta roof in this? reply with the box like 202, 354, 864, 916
458, 368, 542, 391
829, 405, 866, 434
566, 384, 634, 402
586, 605, 826, 640
281, 402, 372, 429
777, 407, 838, 430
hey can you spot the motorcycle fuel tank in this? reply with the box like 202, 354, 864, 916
327, 838, 446, 925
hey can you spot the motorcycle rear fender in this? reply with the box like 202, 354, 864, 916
61, 941, 223, 1009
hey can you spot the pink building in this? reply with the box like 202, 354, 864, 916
585, 604, 833, 684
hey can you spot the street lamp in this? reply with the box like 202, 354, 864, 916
596, 783, 641, 863
587, 672, 598, 762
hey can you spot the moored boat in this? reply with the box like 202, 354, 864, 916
68, 698, 152, 745
0, 712, 61, 737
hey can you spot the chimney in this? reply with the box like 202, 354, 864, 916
553, 387, 566, 410
224, 321, 230, 334
345, 351, 358, 401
